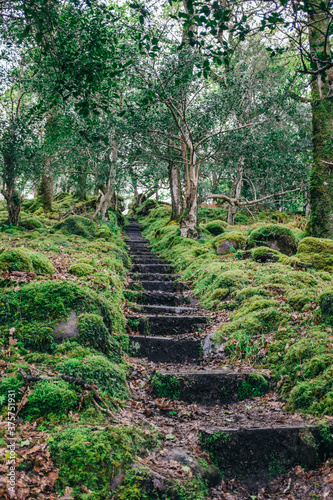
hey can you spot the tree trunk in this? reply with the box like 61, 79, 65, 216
2, 127, 23, 225
308, 4, 333, 237
94, 136, 118, 220
169, 161, 184, 220
227, 161, 243, 225
180, 177, 199, 238
38, 156, 53, 211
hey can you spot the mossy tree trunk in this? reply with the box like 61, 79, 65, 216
94, 136, 118, 220
38, 156, 53, 211
308, 4, 333, 237
1, 126, 23, 225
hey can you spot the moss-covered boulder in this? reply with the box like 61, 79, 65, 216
68, 262, 94, 277
213, 232, 247, 254
53, 215, 97, 238
247, 224, 298, 255
205, 220, 227, 236
296, 237, 333, 272
0, 249, 34, 272
20, 217, 43, 230
287, 290, 317, 311
319, 289, 333, 325
87, 240, 130, 266
56, 354, 128, 400
30, 252, 55, 275
23, 379, 78, 420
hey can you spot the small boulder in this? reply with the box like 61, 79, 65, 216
214, 231, 247, 254
248, 224, 298, 256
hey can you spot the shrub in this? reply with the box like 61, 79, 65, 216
24, 379, 78, 420
0, 249, 33, 272
30, 252, 55, 275
296, 237, 333, 272
53, 215, 97, 238
248, 224, 298, 255
68, 262, 94, 277
205, 220, 226, 236
56, 355, 129, 400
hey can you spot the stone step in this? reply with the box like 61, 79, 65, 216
128, 335, 203, 362
152, 370, 270, 404
133, 304, 197, 315
132, 263, 172, 274
132, 256, 164, 264
129, 273, 175, 282
199, 425, 333, 482
139, 281, 184, 292
125, 290, 187, 306
128, 242, 150, 248
129, 250, 156, 256
127, 314, 207, 335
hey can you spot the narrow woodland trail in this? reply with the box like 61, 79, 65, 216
122, 221, 333, 499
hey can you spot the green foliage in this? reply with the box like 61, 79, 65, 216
87, 240, 130, 266
15, 321, 54, 351
56, 354, 129, 400
248, 224, 298, 255
0, 249, 33, 272
29, 252, 55, 275
151, 373, 180, 400
77, 313, 124, 361
23, 379, 78, 420
68, 262, 94, 276
53, 215, 98, 238
296, 237, 333, 272
49, 425, 156, 499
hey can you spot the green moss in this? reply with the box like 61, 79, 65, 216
0, 374, 24, 407
23, 379, 78, 420
49, 425, 157, 499
287, 289, 317, 311
151, 373, 180, 400
68, 262, 94, 277
287, 366, 333, 415
53, 215, 98, 238
30, 252, 55, 275
87, 240, 130, 266
251, 246, 281, 261
205, 220, 226, 236
20, 217, 43, 230
56, 354, 129, 401
0, 249, 33, 272
213, 231, 247, 251
15, 322, 54, 351
319, 288, 333, 325
101, 256, 125, 275
77, 313, 125, 361
296, 237, 333, 272
248, 224, 298, 255
237, 374, 269, 400
199, 430, 231, 468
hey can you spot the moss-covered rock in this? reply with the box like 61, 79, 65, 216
287, 289, 317, 311
53, 215, 97, 238
56, 354, 129, 400
213, 232, 247, 254
94, 225, 112, 240
49, 425, 156, 499
23, 379, 78, 420
20, 217, 43, 230
319, 289, 333, 325
296, 237, 333, 272
68, 262, 94, 277
251, 246, 281, 262
0, 249, 34, 272
87, 240, 130, 266
247, 224, 298, 255
30, 252, 55, 275
205, 220, 227, 236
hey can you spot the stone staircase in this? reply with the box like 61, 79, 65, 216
124, 220, 333, 491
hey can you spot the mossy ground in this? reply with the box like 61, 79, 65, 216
140, 205, 333, 417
